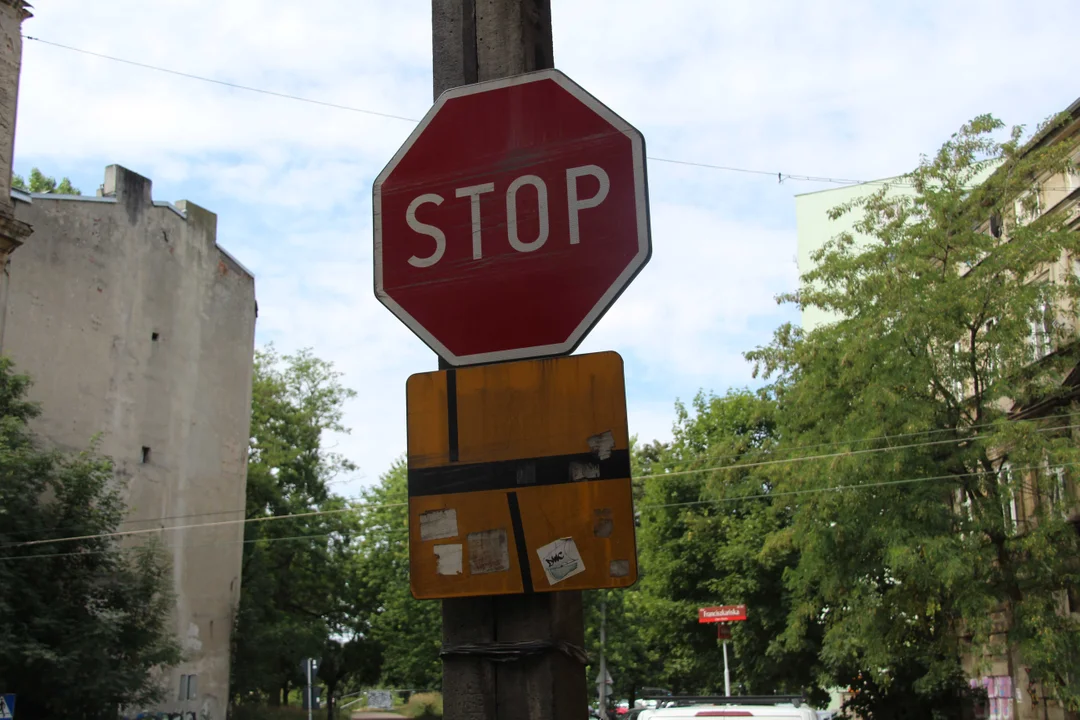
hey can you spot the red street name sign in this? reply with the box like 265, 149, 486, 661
699, 605, 748, 623
373, 69, 651, 366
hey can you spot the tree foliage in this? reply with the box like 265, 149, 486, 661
12, 168, 81, 195
746, 113, 1080, 715
230, 346, 364, 707
0, 358, 180, 719
351, 459, 442, 692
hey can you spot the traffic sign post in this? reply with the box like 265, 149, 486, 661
406, 351, 637, 598
381, 2, 652, 718
699, 606, 748, 697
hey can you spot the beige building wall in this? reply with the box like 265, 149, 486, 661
8, 165, 256, 720
0, 0, 34, 335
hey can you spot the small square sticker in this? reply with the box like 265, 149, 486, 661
536, 537, 585, 585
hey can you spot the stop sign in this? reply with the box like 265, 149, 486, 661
373, 70, 651, 366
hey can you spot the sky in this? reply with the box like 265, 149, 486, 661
13, 0, 1080, 498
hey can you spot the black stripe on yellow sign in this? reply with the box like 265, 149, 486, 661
407, 450, 632, 497
506, 492, 534, 593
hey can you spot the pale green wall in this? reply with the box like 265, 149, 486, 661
796, 163, 1000, 332
794, 179, 910, 331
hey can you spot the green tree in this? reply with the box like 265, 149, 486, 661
230, 346, 362, 707
0, 358, 181, 719
632, 390, 825, 702
584, 585, 659, 711
352, 459, 442, 691
318, 637, 382, 720
12, 168, 81, 195
748, 114, 1080, 715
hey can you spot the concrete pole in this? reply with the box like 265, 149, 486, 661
432, 4, 585, 720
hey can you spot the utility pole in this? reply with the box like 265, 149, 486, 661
306, 658, 313, 720
429, 3, 586, 720
722, 640, 731, 697
598, 598, 607, 720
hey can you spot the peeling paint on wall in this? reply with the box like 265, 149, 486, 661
185, 622, 202, 652
468, 528, 510, 574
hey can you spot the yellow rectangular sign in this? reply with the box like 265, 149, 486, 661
406, 351, 638, 599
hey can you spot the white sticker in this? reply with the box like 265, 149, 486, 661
434, 544, 463, 575
420, 508, 458, 541
536, 537, 586, 585
587, 430, 615, 460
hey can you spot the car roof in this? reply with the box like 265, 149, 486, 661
639, 706, 815, 719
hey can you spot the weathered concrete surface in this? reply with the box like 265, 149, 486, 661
0, 0, 30, 215
0, 0, 35, 345
431, 0, 553, 98
8, 165, 256, 720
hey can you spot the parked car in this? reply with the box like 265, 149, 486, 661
636, 696, 816, 720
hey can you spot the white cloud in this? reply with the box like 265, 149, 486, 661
14, 0, 1080, 490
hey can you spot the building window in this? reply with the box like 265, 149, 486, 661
950, 341, 964, 399
1028, 301, 1053, 361
179, 674, 198, 701
1000, 462, 1019, 533
151, 331, 160, 341
141, 446, 151, 464
1015, 189, 1042, 226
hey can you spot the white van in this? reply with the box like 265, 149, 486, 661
637, 703, 817, 719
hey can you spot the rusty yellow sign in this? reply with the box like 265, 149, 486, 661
406, 351, 638, 599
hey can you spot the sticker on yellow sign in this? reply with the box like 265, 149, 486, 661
405, 351, 638, 599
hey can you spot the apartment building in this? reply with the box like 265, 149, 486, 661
793, 96, 1080, 720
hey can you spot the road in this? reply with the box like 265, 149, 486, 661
350, 712, 402, 719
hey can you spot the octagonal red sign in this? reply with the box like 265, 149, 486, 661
373, 69, 651, 366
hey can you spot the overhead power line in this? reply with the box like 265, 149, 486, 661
1, 458, 1068, 563
5, 410, 1077, 545
4, 421, 1077, 552
23, 36, 419, 122
20, 35, 907, 190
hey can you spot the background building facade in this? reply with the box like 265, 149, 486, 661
8, 165, 256, 719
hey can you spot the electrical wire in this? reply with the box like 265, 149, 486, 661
9, 409, 1076, 544
22, 37, 419, 123
2, 458, 1068, 563
0, 501, 407, 550
26, 35, 1080, 194
17, 35, 918, 190
630, 422, 1080, 483
4, 421, 1077, 552
636, 459, 1075, 511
